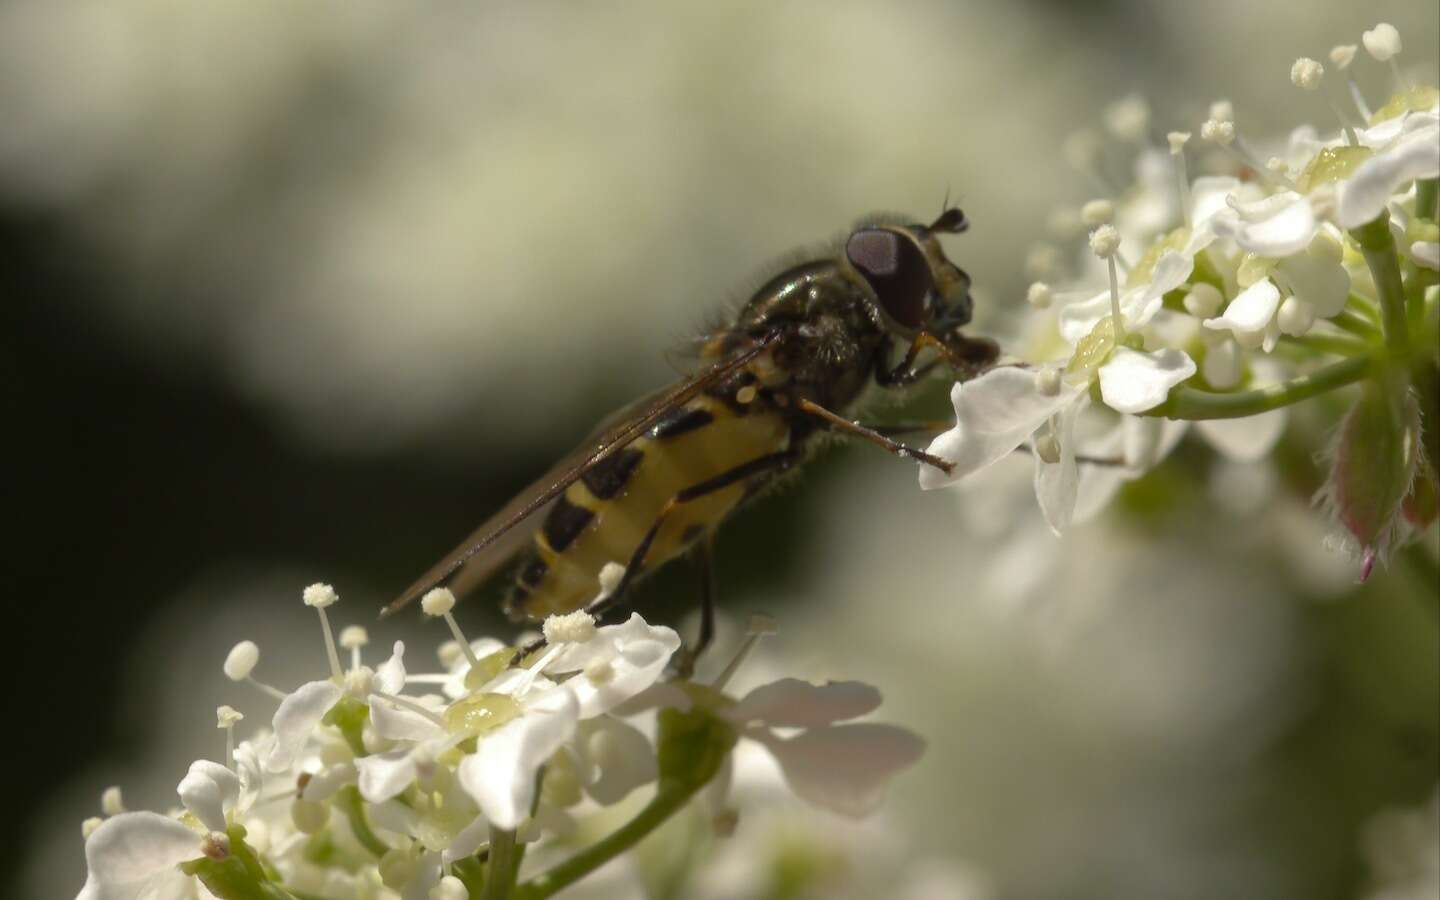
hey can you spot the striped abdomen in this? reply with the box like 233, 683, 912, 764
506, 392, 789, 620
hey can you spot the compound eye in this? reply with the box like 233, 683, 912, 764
845, 229, 933, 330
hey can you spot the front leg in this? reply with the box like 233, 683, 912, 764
796, 398, 954, 476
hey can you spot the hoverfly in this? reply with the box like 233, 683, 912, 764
386, 208, 998, 664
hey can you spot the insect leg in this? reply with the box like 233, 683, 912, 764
673, 531, 717, 679
797, 398, 954, 475
515, 450, 797, 664
591, 450, 798, 621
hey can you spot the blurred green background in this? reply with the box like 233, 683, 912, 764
1, 2, 1435, 898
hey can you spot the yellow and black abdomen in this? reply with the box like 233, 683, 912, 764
506, 394, 790, 620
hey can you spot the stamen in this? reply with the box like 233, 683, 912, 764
1062, 128, 1113, 193
1168, 132, 1192, 227
1080, 199, 1114, 228
371, 692, 447, 728
302, 583, 344, 682
1202, 115, 1298, 190
1046, 207, 1083, 241
1035, 421, 1062, 465
712, 614, 777, 691
1292, 56, 1359, 146
222, 640, 288, 700
597, 562, 626, 598
1330, 44, 1373, 120
101, 786, 125, 816
81, 817, 104, 839
421, 588, 480, 669
216, 705, 243, 769
1035, 367, 1062, 397
1027, 281, 1053, 310
1362, 23, 1408, 90
1103, 94, 1150, 143
339, 625, 369, 672
1089, 225, 1125, 341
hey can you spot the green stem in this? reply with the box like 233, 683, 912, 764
1330, 303, 1381, 337
482, 828, 519, 900
1351, 214, 1411, 366
515, 785, 697, 900
1146, 355, 1372, 420
335, 785, 389, 858
1417, 177, 1438, 223
1281, 333, 1371, 357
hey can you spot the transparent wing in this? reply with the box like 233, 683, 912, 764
383, 331, 781, 616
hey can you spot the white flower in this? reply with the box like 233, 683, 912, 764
717, 678, 924, 818
921, 352, 1195, 497
78, 750, 263, 900
76, 811, 205, 900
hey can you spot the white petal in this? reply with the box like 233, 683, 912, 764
1213, 192, 1317, 258
399, 851, 443, 900
1195, 408, 1288, 461
370, 697, 446, 742
1203, 278, 1281, 343
1261, 317, 1281, 354
1033, 402, 1080, 535
1189, 176, 1246, 228
232, 740, 265, 815
301, 762, 355, 802
1412, 241, 1440, 270
727, 678, 883, 728
458, 686, 579, 829
1067, 415, 1129, 524
77, 812, 199, 900
367, 798, 420, 836
374, 641, 407, 695
1337, 127, 1440, 228
1097, 347, 1196, 414
355, 748, 420, 804
176, 761, 237, 833
140, 868, 198, 900
574, 717, 657, 805
921, 369, 1085, 490
1278, 253, 1351, 318
1144, 225, 1216, 302
760, 724, 925, 818
265, 680, 342, 772
442, 814, 490, 865
1122, 413, 1187, 471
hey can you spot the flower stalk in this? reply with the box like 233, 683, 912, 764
1145, 355, 1372, 420
482, 827, 520, 900
1350, 212, 1411, 367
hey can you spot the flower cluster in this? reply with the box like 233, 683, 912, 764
923, 22, 1438, 576
76, 578, 924, 900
